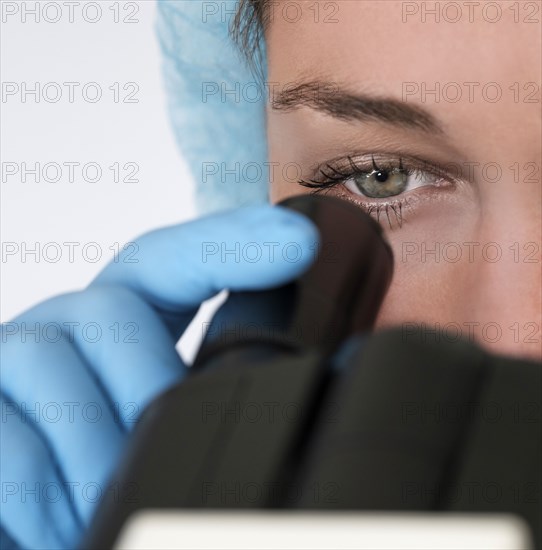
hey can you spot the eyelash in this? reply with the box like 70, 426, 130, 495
298, 155, 453, 229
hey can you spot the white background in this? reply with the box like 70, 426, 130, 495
1, 0, 197, 324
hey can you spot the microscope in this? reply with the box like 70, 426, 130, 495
83, 195, 541, 548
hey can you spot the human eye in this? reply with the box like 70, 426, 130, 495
298, 153, 459, 229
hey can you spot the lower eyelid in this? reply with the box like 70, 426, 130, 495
319, 179, 459, 230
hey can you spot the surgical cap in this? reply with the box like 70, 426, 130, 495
156, 0, 270, 213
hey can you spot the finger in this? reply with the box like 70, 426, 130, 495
9, 286, 188, 424
91, 205, 319, 319
0, 524, 20, 550
0, 334, 125, 524
0, 394, 82, 549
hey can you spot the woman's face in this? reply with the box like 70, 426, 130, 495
265, 0, 541, 360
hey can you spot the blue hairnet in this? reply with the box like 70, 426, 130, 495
156, 0, 270, 213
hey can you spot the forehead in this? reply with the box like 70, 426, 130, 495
265, 0, 540, 89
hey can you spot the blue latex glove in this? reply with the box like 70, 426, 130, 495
0, 205, 318, 549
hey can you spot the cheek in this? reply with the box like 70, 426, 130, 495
374, 225, 469, 329
376, 235, 542, 361
375, 256, 458, 329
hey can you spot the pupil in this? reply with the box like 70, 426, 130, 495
374, 170, 389, 183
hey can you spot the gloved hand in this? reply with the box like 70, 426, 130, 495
0, 205, 318, 550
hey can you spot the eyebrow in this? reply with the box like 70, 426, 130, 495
271, 80, 443, 134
